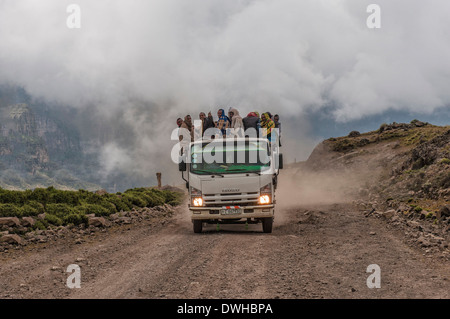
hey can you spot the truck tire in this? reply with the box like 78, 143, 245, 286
193, 220, 203, 233
262, 217, 273, 233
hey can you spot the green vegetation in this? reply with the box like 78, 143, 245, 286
331, 138, 356, 152
378, 123, 388, 133
327, 123, 450, 155
425, 212, 434, 219
0, 186, 183, 227
403, 126, 448, 146
414, 206, 423, 213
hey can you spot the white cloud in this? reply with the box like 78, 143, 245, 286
1, 0, 449, 184
2, 0, 449, 117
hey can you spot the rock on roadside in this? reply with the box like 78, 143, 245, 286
437, 205, 450, 221
381, 209, 396, 220
88, 216, 108, 228
0, 217, 21, 227
21, 217, 36, 227
0, 234, 24, 245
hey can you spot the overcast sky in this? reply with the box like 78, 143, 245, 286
1, 0, 449, 187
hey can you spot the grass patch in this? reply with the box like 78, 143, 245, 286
328, 125, 448, 153
0, 186, 184, 227
414, 206, 423, 213
331, 138, 356, 152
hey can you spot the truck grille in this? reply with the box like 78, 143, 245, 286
203, 192, 259, 207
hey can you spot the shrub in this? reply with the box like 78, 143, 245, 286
123, 188, 172, 208
332, 139, 355, 152
348, 131, 361, 138
357, 138, 370, 147
123, 193, 147, 207
160, 190, 183, 206
48, 190, 80, 206
0, 187, 183, 221
0, 190, 26, 204
24, 200, 45, 215
63, 213, 88, 226
378, 123, 388, 133
104, 195, 131, 212
159, 189, 182, 206
0, 203, 22, 217
33, 220, 47, 230
46, 203, 76, 218
99, 201, 117, 215
426, 212, 434, 219
414, 206, 423, 213
21, 204, 40, 217
45, 214, 63, 226
140, 191, 164, 207
28, 188, 50, 204
76, 204, 110, 217
83, 193, 105, 205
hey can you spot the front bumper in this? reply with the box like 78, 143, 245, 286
189, 204, 274, 220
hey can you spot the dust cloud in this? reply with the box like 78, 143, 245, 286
273, 164, 371, 224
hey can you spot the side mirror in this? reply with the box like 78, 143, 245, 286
278, 153, 283, 169
179, 161, 186, 172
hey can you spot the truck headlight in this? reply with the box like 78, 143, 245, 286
191, 187, 203, 206
258, 195, 271, 204
192, 197, 204, 207
259, 183, 272, 204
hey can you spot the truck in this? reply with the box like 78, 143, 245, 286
178, 136, 283, 233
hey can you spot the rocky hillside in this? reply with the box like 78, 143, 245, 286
292, 120, 449, 256
0, 86, 100, 190
305, 120, 449, 210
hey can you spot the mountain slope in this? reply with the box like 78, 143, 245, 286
282, 120, 449, 256
0, 86, 101, 190
303, 121, 450, 213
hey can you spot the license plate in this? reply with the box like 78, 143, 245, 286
220, 208, 242, 215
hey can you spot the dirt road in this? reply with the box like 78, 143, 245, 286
1, 199, 449, 299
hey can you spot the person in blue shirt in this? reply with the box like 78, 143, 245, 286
216, 108, 229, 136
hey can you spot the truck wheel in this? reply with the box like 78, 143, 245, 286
193, 220, 203, 233
262, 217, 273, 233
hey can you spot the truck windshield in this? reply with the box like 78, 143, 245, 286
190, 140, 271, 175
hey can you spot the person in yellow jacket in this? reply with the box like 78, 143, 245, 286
260, 112, 275, 141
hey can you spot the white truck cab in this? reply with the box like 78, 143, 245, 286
179, 137, 283, 233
